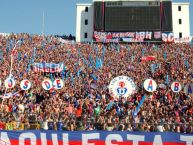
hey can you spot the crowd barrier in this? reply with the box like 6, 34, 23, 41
0, 122, 40, 130
0, 130, 193, 145
0, 121, 193, 131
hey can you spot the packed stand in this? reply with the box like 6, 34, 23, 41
0, 33, 192, 133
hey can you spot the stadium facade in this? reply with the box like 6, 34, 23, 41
76, 0, 190, 43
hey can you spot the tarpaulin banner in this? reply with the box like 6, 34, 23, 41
33, 63, 64, 73
0, 130, 193, 145
94, 31, 174, 42
174, 37, 191, 43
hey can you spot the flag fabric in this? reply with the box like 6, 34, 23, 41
88, 54, 94, 67
165, 74, 169, 86
0, 50, 3, 62
164, 51, 167, 61
141, 56, 156, 61
99, 58, 103, 68
184, 59, 189, 69
66, 71, 69, 79
77, 69, 82, 77
26, 63, 31, 73
50, 73, 54, 83
101, 45, 106, 61
9, 40, 13, 50
91, 74, 98, 81
107, 101, 114, 110
18, 52, 21, 61
95, 57, 103, 70
95, 57, 100, 70
142, 48, 145, 56
6, 40, 9, 53
62, 69, 65, 80
133, 95, 146, 117
150, 64, 158, 74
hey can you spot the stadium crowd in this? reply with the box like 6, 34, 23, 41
0, 33, 192, 133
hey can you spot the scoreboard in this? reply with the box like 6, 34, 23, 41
94, 1, 173, 32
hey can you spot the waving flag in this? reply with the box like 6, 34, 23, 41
6, 40, 9, 53
50, 73, 54, 82
18, 52, 21, 61
141, 56, 156, 61
165, 74, 169, 85
62, 69, 65, 80
26, 63, 31, 73
91, 74, 98, 81
151, 64, 159, 74
0, 50, 3, 62
184, 59, 189, 69
133, 95, 146, 117
101, 45, 106, 61
164, 51, 167, 61
95, 57, 103, 70
88, 54, 94, 67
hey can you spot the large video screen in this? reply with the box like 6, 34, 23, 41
105, 6, 160, 31
94, 1, 173, 32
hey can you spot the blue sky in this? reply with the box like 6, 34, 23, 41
0, 0, 192, 36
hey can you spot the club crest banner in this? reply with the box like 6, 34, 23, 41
109, 76, 136, 98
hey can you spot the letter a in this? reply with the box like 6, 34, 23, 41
147, 80, 153, 91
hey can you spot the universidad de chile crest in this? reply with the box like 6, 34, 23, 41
109, 76, 136, 98
117, 81, 128, 96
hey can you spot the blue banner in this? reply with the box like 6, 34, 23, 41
0, 130, 192, 145
33, 62, 64, 73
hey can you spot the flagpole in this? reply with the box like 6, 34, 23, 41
42, 11, 45, 37
1, 40, 20, 108
9, 41, 20, 77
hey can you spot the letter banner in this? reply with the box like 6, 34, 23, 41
33, 63, 64, 73
0, 130, 193, 145
162, 32, 174, 43
94, 31, 175, 43
93, 31, 136, 42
